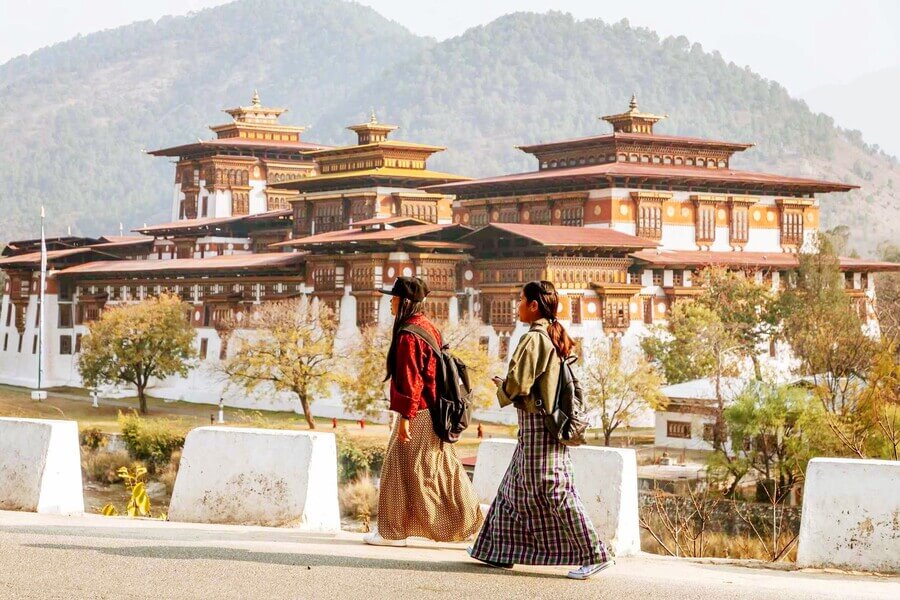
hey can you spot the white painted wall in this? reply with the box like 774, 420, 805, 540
472, 438, 640, 556
0, 418, 84, 514
168, 426, 340, 531
654, 411, 715, 451
797, 458, 900, 573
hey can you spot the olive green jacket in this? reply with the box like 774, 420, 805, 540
497, 318, 561, 414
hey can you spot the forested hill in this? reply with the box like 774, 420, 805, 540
0, 2, 896, 255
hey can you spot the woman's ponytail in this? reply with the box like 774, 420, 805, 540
522, 280, 575, 359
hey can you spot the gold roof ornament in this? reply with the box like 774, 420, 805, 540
601, 95, 667, 134
251, 90, 261, 107
347, 110, 398, 145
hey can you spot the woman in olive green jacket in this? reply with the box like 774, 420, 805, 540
468, 280, 612, 580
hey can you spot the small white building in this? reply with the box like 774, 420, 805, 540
654, 377, 746, 451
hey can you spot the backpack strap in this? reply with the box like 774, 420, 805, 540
399, 323, 442, 355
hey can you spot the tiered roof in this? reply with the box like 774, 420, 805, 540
428, 96, 855, 197
270, 111, 469, 193
149, 91, 329, 159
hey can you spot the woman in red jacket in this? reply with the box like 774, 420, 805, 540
364, 276, 483, 546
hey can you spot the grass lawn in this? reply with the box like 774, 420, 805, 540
0, 383, 651, 458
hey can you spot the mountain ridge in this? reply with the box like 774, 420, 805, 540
0, 2, 895, 256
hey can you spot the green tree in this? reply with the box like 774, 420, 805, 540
708, 383, 829, 498
694, 267, 780, 380
78, 293, 197, 414
581, 339, 667, 446
221, 298, 337, 429
338, 324, 391, 417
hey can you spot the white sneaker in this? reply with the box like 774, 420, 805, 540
567, 561, 613, 580
363, 529, 407, 547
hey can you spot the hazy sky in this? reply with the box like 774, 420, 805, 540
1, 0, 898, 95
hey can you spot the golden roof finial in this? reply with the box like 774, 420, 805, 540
369, 108, 378, 124
629, 93, 638, 112
251, 90, 261, 107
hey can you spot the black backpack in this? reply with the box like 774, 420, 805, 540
536, 332, 588, 447
399, 324, 473, 444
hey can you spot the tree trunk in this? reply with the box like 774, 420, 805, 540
751, 354, 762, 381
604, 429, 613, 446
137, 386, 148, 415
299, 392, 316, 429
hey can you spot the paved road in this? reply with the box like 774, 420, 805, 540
0, 511, 897, 600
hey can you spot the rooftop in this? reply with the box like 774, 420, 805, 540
631, 249, 900, 272
56, 253, 306, 276
427, 161, 857, 196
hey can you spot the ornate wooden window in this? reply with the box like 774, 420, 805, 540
780, 210, 804, 245
313, 266, 337, 290
75, 334, 82, 353
314, 203, 343, 234
292, 202, 308, 236
570, 296, 582, 325
667, 421, 691, 439
636, 203, 662, 239
181, 193, 198, 219
643, 297, 653, 325
696, 205, 716, 243
672, 270, 683, 287
530, 206, 551, 225
488, 298, 515, 326
729, 206, 749, 244
498, 206, 520, 223
356, 299, 378, 327
59, 335, 72, 355
560, 206, 584, 227
602, 299, 630, 330
401, 201, 437, 223
232, 192, 250, 216
652, 270, 663, 286
425, 299, 450, 322
351, 266, 373, 290
470, 210, 489, 227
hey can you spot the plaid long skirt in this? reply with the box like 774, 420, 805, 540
469, 410, 610, 566
377, 411, 483, 541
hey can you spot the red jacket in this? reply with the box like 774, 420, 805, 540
389, 313, 442, 419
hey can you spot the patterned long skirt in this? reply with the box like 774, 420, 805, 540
377, 411, 484, 541
469, 410, 610, 566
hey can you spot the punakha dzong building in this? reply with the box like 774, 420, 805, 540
1, 93, 896, 423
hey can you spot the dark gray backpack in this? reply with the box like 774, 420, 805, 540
399, 323, 473, 444
536, 331, 588, 447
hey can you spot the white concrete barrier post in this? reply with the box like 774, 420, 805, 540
168, 427, 340, 532
797, 457, 900, 573
472, 438, 640, 556
0, 417, 84, 514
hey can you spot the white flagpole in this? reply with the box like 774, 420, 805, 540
36, 205, 47, 399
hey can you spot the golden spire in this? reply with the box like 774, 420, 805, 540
601, 95, 666, 134
369, 108, 378, 124
251, 90, 261, 107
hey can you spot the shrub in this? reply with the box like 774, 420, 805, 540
339, 474, 378, 524
118, 411, 186, 471
80, 427, 106, 450
336, 435, 385, 483
81, 448, 143, 484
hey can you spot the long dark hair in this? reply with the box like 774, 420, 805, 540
523, 280, 574, 359
384, 297, 426, 381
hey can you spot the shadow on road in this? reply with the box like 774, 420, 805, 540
23, 541, 562, 579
